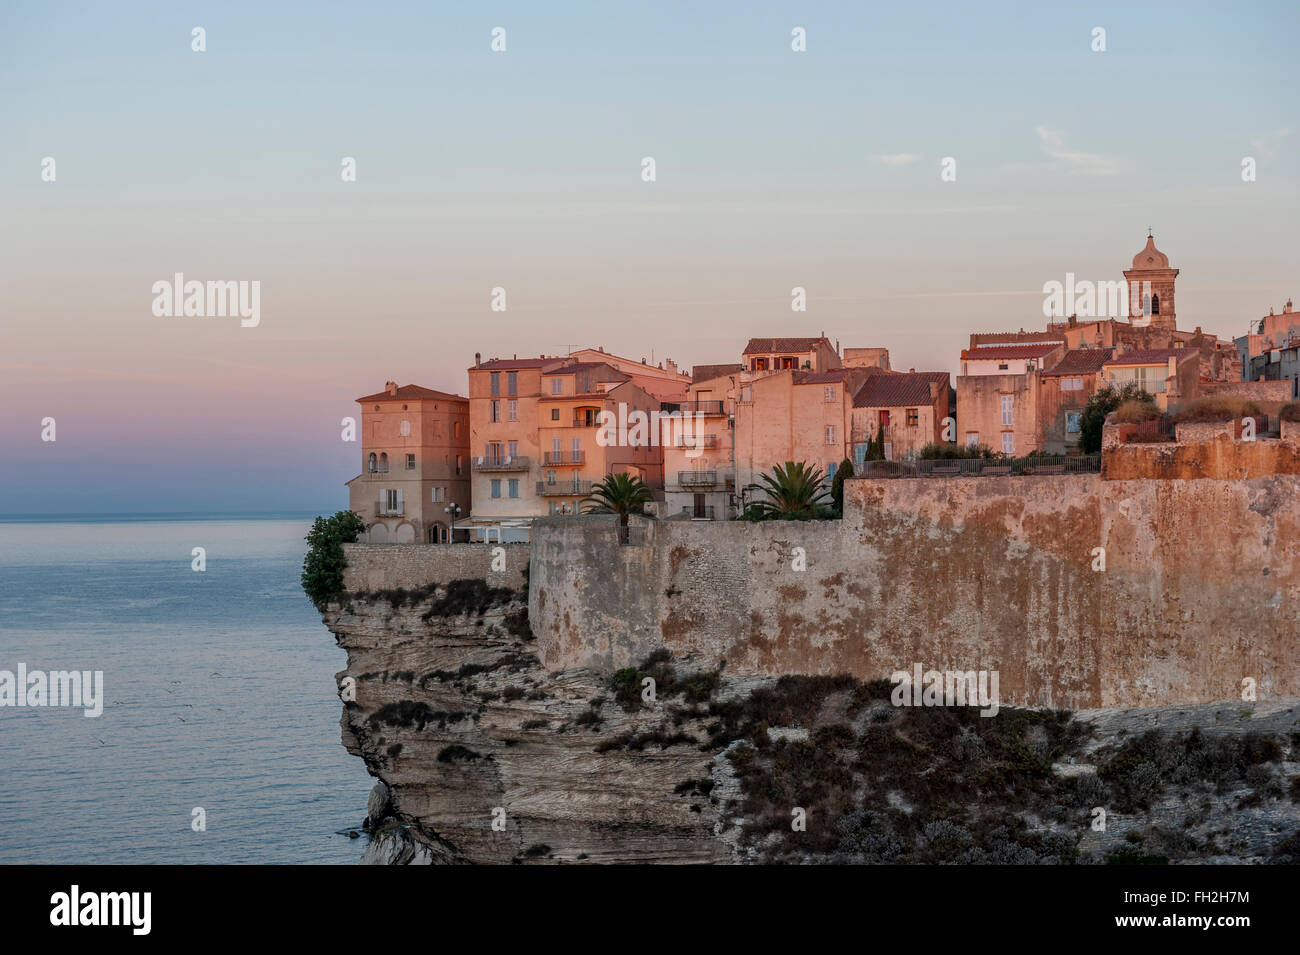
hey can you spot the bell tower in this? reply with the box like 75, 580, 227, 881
1123, 232, 1178, 330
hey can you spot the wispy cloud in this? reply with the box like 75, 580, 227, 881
1035, 126, 1119, 176
879, 153, 922, 166
1250, 127, 1292, 160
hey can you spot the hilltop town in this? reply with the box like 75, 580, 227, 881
344, 234, 1298, 544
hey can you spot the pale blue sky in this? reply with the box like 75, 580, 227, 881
1, 1, 1296, 513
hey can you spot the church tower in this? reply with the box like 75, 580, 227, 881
1123, 232, 1178, 330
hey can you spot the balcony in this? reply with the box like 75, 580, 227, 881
674, 434, 718, 450
682, 505, 716, 520
679, 400, 726, 416
677, 470, 719, 487
543, 451, 586, 467
474, 455, 530, 472
536, 480, 594, 497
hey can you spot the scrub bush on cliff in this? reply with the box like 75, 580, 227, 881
302, 510, 366, 610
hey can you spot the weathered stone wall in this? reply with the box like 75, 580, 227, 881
1200, 378, 1293, 413
1103, 434, 1300, 480
529, 476, 1300, 709
343, 542, 529, 593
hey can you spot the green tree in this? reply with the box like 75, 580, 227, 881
582, 472, 654, 526
301, 510, 366, 610
830, 457, 854, 516
1079, 383, 1154, 453
744, 461, 832, 520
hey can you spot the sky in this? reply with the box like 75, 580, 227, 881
1, 1, 1296, 514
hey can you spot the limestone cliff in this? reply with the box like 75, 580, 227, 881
324, 579, 1300, 865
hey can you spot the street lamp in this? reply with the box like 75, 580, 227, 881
444, 502, 461, 543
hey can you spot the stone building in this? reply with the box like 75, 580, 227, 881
850, 370, 951, 462
347, 382, 471, 543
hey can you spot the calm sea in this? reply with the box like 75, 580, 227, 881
0, 516, 372, 864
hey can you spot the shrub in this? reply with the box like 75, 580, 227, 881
830, 458, 853, 516
1279, 401, 1300, 423
1079, 384, 1153, 453
1112, 398, 1162, 424
917, 442, 998, 460
301, 511, 366, 610
1170, 395, 1261, 424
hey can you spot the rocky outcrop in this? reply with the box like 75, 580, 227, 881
325, 580, 1300, 865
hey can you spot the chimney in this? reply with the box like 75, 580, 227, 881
475, 352, 481, 368
385, 381, 398, 396
1286, 298, 1294, 314
909, 367, 915, 373
665, 358, 678, 375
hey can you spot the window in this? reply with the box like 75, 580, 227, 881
906, 408, 918, 427
825, 425, 836, 445
508, 399, 518, 422
368, 452, 377, 472
552, 377, 562, 394
453, 421, 461, 438
508, 441, 518, 459
1001, 432, 1015, 454
432, 420, 442, 437
551, 408, 560, 420
998, 363, 1009, 371
571, 436, 581, 461
379, 452, 388, 470
385, 489, 399, 513
827, 461, 837, 480
399, 419, 411, 437
508, 479, 519, 499
1061, 377, 1084, 392
824, 386, 835, 402
1151, 293, 1160, 315
455, 455, 463, 475
431, 487, 445, 503
1000, 395, 1014, 426
491, 479, 501, 499
1066, 411, 1082, 434
490, 372, 500, 396
507, 371, 517, 396
966, 432, 979, 448
546, 470, 556, 485
406, 454, 415, 470
490, 400, 501, 422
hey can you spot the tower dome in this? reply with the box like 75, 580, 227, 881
1131, 233, 1170, 270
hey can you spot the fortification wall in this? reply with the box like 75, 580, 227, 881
342, 542, 529, 593
529, 476, 1300, 709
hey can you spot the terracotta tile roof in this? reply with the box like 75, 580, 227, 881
472, 358, 568, 370
691, 362, 743, 383
742, 336, 830, 355
1043, 347, 1115, 376
356, 384, 466, 403
853, 372, 949, 408
960, 343, 1063, 360
794, 370, 855, 385
541, 361, 623, 376
1104, 348, 1190, 366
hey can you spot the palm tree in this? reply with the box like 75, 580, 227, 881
582, 472, 655, 526
744, 461, 832, 520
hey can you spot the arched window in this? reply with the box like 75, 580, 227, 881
1142, 293, 1152, 316
1151, 293, 1160, 315
368, 452, 377, 473
380, 452, 388, 472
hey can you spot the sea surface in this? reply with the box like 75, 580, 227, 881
0, 516, 372, 864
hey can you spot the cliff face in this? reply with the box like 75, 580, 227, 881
325, 579, 1300, 865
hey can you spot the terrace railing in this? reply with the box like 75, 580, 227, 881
857, 454, 1100, 479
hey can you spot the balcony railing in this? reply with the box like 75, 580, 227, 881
856, 454, 1100, 479
677, 470, 719, 487
543, 451, 586, 467
674, 434, 718, 449
376, 501, 404, 516
364, 466, 389, 475
536, 480, 594, 497
682, 505, 716, 520
474, 455, 530, 472
679, 400, 725, 416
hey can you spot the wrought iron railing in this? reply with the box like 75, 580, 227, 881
856, 454, 1100, 478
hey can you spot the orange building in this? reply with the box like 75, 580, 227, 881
850, 371, 950, 462
662, 366, 740, 520
466, 354, 665, 541
346, 382, 470, 543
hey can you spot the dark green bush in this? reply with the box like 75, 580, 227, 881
301, 511, 366, 610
